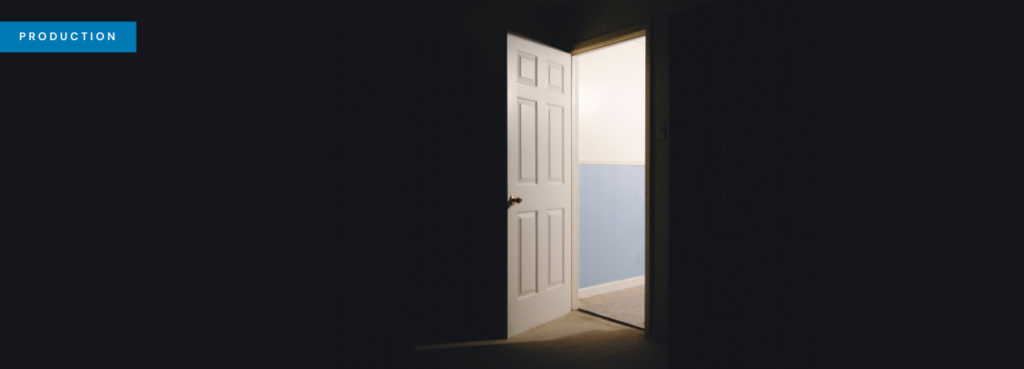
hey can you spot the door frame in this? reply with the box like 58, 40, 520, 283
569, 22, 651, 332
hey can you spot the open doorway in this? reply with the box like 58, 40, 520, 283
505, 27, 649, 339
573, 35, 647, 329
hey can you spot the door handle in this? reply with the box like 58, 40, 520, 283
508, 195, 523, 208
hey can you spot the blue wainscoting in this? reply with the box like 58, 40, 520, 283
579, 165, 645, 289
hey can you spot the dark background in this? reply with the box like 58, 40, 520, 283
5, 0, 1003, 368
4, 3, 336, 367
669, 1, 816, 367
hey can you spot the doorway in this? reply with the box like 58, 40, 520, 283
572, 35, 647, 329
507, 25, 650, 339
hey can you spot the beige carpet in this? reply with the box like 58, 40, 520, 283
414, 311, 666, 369
579, 285, 645, 328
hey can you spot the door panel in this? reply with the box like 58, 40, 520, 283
548, 208, 564, 287
548, 105, 564, 183
508, 33, 572, 338
518, 211, 537, 297
517, 99, 537, 184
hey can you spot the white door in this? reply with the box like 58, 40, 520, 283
507, 33, 572, 338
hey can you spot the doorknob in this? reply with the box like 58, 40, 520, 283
508, 195, 523, 208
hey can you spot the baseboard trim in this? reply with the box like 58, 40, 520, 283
578, 160, 645, 166
578, 275, 645, 299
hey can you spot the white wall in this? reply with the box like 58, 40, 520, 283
578, 36, 646, 165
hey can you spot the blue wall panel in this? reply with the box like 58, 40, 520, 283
579, 165, 645, 289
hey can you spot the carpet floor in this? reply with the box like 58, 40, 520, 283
579, 284, 645, 328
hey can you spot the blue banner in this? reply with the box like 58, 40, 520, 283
0, 22, 136, 52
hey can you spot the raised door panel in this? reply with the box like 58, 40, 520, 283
518, 211, 537, 298
548, 104, 564, 184
548, 208, 564, 287
517, 99, 537, 184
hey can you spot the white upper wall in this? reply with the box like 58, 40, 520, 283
578, 37, 645, 165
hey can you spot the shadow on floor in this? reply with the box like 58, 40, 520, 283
414, 312, 666, 369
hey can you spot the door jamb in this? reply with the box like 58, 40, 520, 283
569, 22, 651, 335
